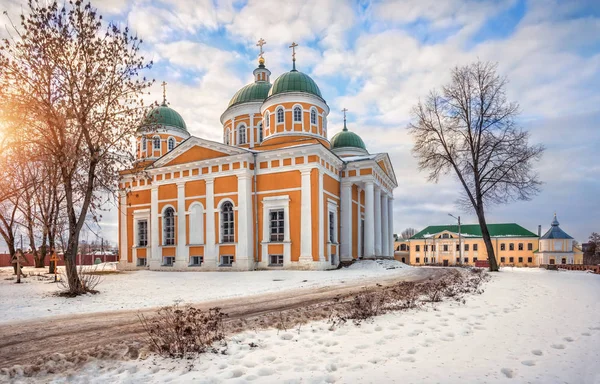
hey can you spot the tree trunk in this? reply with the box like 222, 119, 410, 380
37, 232, 48, 268
475, 206, 499, 272
64, 230, 83, 294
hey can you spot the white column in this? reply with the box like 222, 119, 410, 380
374, 186, 382, 256
205, 178, 217, 268
318, 170, 324, 263
300, 169, 312, 262
388, 196, 394, 258
175, 182, 187, 267
119, 191, 128, 266
237, 173, 253, 270
249, 115, 255, 148
150, 186, 159, 266
381, 194, 389, 257
340, 182, 352, 261
364, 181, 375, 258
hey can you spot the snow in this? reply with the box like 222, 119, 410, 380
30, 267, 600, 383
0, 260, 418, 325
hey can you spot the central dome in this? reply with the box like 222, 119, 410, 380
331, 126, 366, 150
228, 82, 272, 107
140, 103, 187, 132
268, 70, 322, 98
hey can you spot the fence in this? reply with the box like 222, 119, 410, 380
0, 253, 118, 268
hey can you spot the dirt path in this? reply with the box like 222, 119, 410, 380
0, 268, 445, 369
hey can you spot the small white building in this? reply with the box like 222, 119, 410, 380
536, 214, 581, 265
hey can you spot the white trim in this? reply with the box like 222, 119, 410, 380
188, 201, 204, 245
300, 169, 312, 262
260, 195, 291, 268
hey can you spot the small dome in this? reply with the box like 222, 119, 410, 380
331, 123, 366, 150
140, 103, 187, 132
228, 82, 272, 107
268, 70, 322, 99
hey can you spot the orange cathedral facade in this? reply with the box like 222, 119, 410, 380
118, 44, 397, 270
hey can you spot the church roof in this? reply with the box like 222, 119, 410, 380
228, 82, 272, 107
331, 121, 366, 150
540, 214, 573, 239
140, 103, 187, 132
268, 69, 322, 99
411, 223, 538, 239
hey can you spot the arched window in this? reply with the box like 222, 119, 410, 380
167, 137, 175, 151
276, 107, 284, 123
310, 109, 317, 125
153, 136, 161, 150
258, 122, 263, 143
189, 203, 204, 244
224, 129, 230, 145
293, 106, 302, 122
163, 207, 175, 245
238, 125, 246, 144
221, 202, 234, 243
265, 111, 270, 128
142, 137, 147, 151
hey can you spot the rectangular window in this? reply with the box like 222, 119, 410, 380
528, 243, 533, 251
528, 257, 533, 263
329, 211, 336, 243
136, 258, 147, 267
465, 244, 470, 251
473, 244, 478, 251
500, 257, 505, 263
137, 220, 148, 247
518, 243, 524, 251
416, 257, 420, 263
500, 243, 506, 251
190, 256, 203, 266
269, 209, 285, 242
473, 257, 478, 262
509, 243, 514, 251
464, 258, 469, 263
220, 255, 233, 266
269, 254, 284, 266
443, 245, 448, 252
162, 256, 174, 266
416, 245, 420, 252
518, 257, 523, 263
509, 257, 514, 263
432, 245, 436, 252
456, 257, 460, 263
424, 245, 428, 252
424, 257, 428, 263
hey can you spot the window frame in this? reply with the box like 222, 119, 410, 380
220, 255, 234, 266
153, 136, 161, 150
167, 137, 175, 151
310, 108, 317, 125
528, 243, 533, 251
500, 243, 506, 251
509, 256, 514, 263
142, 136, 147, 151
238, 124, 246, 145
465, 244, 470, 251
162, 256, 174, 266
188, 203, 204, 245
269, 254, 284, 266
137, 257, 147, 267
509, 243, 515, 251
500, 257, 506, 263
276, 107, 284, 124
518, 243, 523, 251
220, 201, 235, 243
269, 209, 285, 242
293, 106, 302, 122
473, 244, 478, 251
162, 207, 175, 246
137, 219, 148, 247
265, 111, 270, 128
189, 256, 203, 266
416, 245, 420, 252
258, 122, 263, 143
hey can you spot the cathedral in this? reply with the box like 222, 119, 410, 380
118, 41, 398, 270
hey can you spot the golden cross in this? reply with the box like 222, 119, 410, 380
289, 42, 298, 61
257, 38, 266, 58
161, 81, 167, 104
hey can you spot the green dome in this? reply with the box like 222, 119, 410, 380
140, 104, 187, 132
268, 70, 322, 98
228, 82, 272, 107
331, 123, 366, 150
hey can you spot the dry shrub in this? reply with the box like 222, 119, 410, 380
57, 265, 103, 295
386, 281, 422, 310
138, 303, 228, 358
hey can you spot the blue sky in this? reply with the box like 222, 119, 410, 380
2, 0, 599, 247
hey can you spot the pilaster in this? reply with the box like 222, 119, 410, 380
382, 194, 389, 257
205, 178, 217, 268
300, 169, 313, 262
364, 181, 375, 258
340, 182, 353, 261
374, 186, 382, 256
175, 182, 187, 268
149, 186, 159, 268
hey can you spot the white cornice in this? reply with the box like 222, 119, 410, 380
261, 92, 330, 115
220, 101, 263, 125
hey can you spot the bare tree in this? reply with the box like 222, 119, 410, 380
0, 0, 153, 294
408, 61, 544, 272
401, 227, 417, 239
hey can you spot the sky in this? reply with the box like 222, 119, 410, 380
1, 0, 599, 247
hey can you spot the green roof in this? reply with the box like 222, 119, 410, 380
330, 121, 366, 150
228, 82, 272, 107
268, 70, 322, 98
140, 103, 187, 132
411, 223, 538, 239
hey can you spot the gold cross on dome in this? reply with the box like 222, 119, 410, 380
161, 81, 167, 104
289, 42, 298, 61
257, 38, 266, 58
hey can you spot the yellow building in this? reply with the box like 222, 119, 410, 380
118, 44, 397, 271
407, 223, 540, 267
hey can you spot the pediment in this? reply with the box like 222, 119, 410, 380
150, 136, 250, 168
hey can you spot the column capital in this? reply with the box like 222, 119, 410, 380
299, 167, 313, 176
341, 181, 353, 188
205, 177, 215, 184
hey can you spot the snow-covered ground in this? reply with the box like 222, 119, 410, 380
37, 268, 600, 383
0, 260, 419, 324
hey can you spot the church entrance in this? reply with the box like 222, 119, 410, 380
549, 259, 555, 265
443, 259, 449, 266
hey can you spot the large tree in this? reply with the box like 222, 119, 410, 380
0, 0, 152, 293
400, 227, 417, 240
408, 61, 544, 272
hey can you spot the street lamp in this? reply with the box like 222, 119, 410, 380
449, 213, 462, 265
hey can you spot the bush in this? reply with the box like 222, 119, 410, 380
138, 303, 228, 358
57, 265, 104, 295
